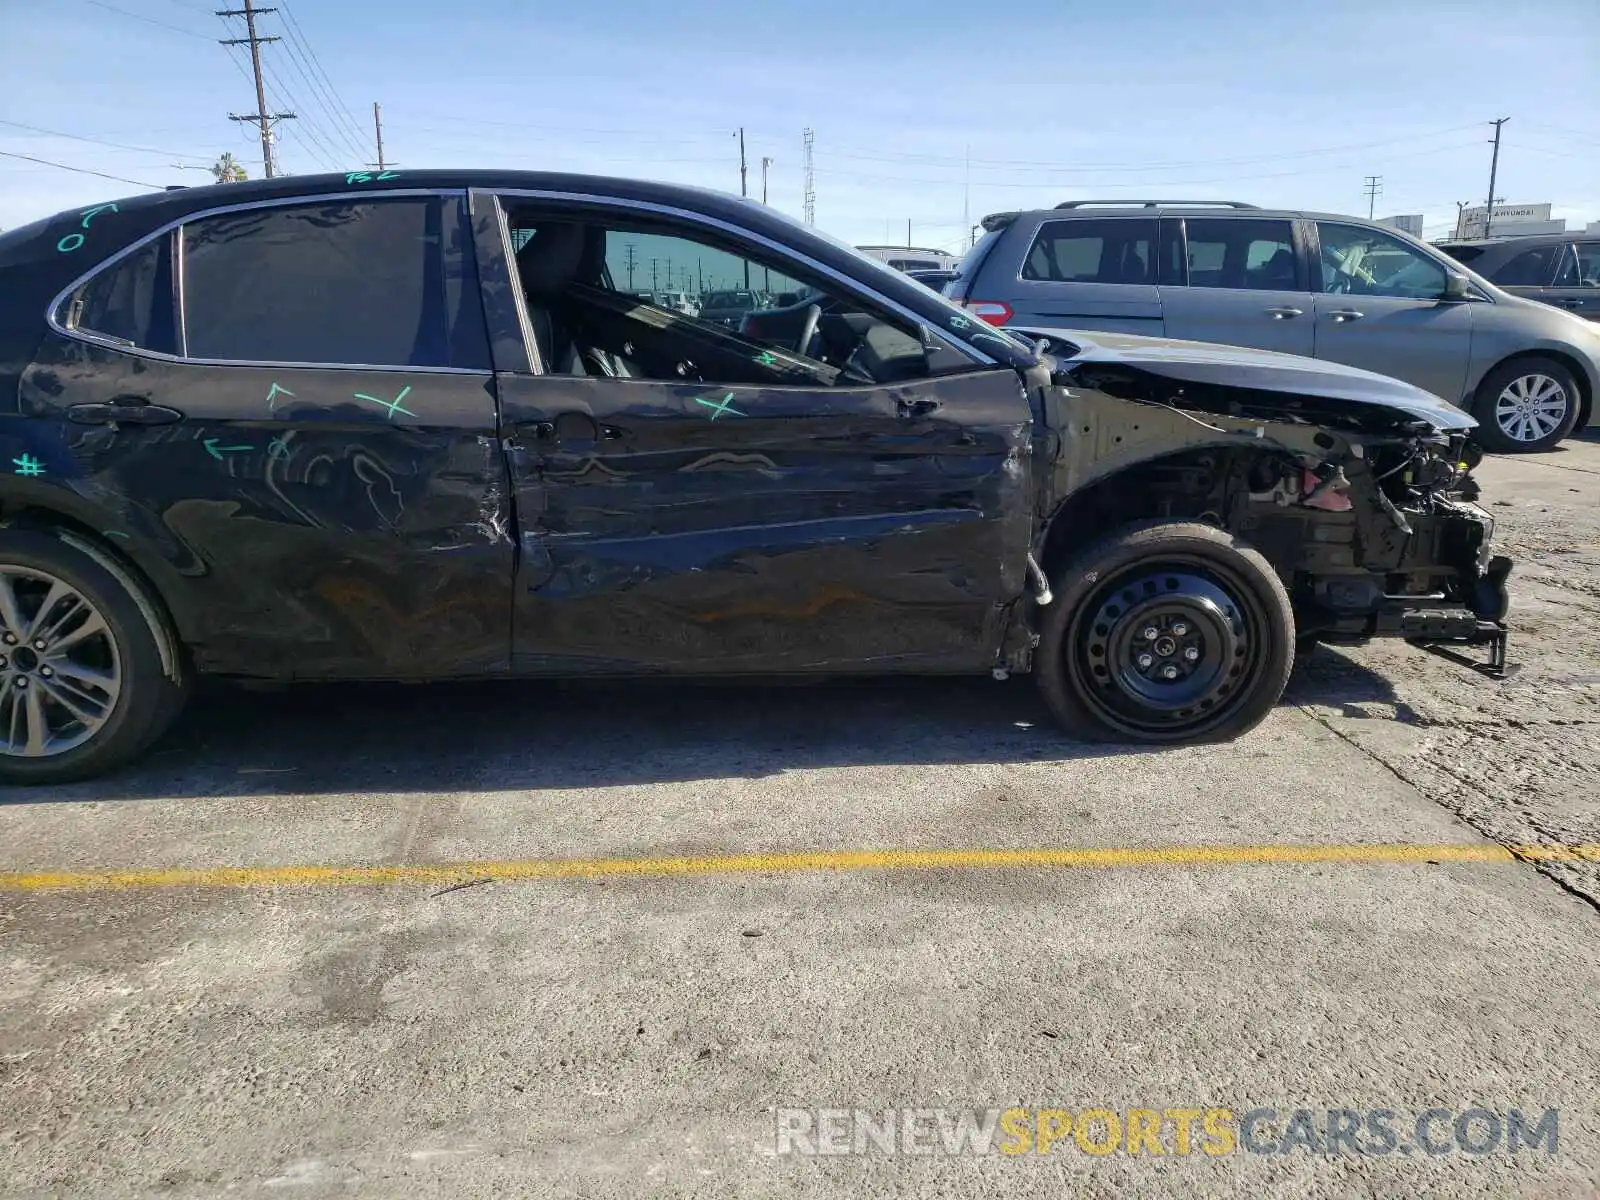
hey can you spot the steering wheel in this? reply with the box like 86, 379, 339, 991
794, 303, 821, 356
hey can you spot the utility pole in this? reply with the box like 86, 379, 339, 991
218, 0, 294, 178
962, 143, 970, 250
369, 102, 388, 171
737, 127, 748, 197
906, 218, 912, 248
1484, 117, 1509, 239
650, 258, 659, 293
623, 242, 637, 290
760, 156, 773, 204
1363, 175, 1382, 220
801, 128, 815, 225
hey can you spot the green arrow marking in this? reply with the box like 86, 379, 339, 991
265, 382, 296, 410
203, 438, 252, 461
79, 202, 119, 228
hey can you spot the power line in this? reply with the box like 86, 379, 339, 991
261, 61, 344, 170
819, 124, 1483, 172
0, 149, 162, 188
277, 5, 371, 152
814, 139, 1486, 191
272, 6, 368, 160
80, 0, 211, 38
0, 118, 212, 163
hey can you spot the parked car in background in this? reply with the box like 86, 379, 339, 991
1438, 234, 1600, 324
946, 200, 1600, 453
906, 268, 959, 292
857, 245, 959, 274
652, 290, 698, 316
0, 171, 1510, 780
698, 288, 762, 328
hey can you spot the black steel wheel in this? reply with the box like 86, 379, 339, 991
1037, 521, 1294, 744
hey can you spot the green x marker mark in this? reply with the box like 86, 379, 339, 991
694, 392, 744, 420
754, 351, 778, 367
354, 386, 416, 420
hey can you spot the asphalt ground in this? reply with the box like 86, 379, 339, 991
2, 433, 1598, 1198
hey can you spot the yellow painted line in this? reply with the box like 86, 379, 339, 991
1, 843, 1597, 894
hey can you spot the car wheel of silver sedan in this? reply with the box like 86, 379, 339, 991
1473, 357, 1581, 454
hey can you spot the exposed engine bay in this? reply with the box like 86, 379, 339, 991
1028, 341, 1512, 675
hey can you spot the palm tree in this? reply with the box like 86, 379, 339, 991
210, 153, 247, 184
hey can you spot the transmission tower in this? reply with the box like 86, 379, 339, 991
217, 0, 295, 178
801, 128, 815, 225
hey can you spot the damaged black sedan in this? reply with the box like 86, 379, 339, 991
0, 171, 1510, 783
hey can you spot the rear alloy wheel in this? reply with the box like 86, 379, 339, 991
0, 528, 188, 784
1472, 357, 1581, 453
1037, 521, 1295, 744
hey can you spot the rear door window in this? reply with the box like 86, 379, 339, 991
1489, 245, 1564, 287
180, 197, 487, 368
1181, 218, 1299, 290
69, 235, 176, 354
1020, 218, 1156, 285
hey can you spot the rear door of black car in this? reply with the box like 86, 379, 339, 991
471, 189, 1035, 676
23, 189, 515, 678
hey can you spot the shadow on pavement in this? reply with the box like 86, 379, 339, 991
7, 652, 1404, 804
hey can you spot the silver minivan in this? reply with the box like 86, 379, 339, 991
946, 201, 1600, 452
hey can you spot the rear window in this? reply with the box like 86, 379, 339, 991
1021, 218, 1156, 285
1438, 245, 1485, 264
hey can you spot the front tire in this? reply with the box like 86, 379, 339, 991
1036, 521, 1294, 744
1471, 357, 1581, 453
0, 528, 188, 785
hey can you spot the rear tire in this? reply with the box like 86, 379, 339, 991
0, 528, 188, 785
1036, 521, 1294, 744
1470, 357, 1581, 453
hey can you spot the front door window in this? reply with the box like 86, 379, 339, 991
501, 211, 974, 387
1316, 224, 1447, 300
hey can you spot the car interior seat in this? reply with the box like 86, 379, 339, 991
1252, 248, 1298, 290
514, 224, 632, 377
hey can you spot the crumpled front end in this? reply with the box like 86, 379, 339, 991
1031, 342, 1515, 677
1242, 430, 1511, 673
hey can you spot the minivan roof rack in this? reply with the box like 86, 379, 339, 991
1053, 200, 1258, 210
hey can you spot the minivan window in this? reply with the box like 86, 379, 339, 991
1181, 219, 1298, 290
71, 235, 176, 354
181, 198, 487, 368
1021, 218, 1155, 285
1317, 223, 1446, 300
1574, 243, 1600, 288
1491, 245, 1563, 287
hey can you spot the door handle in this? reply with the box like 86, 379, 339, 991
65, 401, 184, 426
1327, 309, 1365, 323
1263, 306, 1304, 319
897, 398, 940, 418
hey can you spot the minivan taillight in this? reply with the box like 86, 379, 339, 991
962, 301, 1013, 326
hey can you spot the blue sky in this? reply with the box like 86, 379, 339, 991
2, 0, 1596, 248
